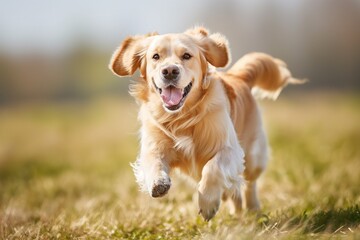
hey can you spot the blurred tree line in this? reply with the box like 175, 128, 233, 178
0, 45, 130, 104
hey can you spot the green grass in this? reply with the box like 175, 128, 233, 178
0, 92, 359, 239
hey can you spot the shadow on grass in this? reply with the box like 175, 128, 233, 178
287, 205, 360, 233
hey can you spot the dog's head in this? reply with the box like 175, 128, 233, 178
109, 27, 230, 113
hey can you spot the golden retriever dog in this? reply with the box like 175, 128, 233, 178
109, 27, 303, 221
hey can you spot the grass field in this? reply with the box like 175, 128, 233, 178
0, 92, 359, 239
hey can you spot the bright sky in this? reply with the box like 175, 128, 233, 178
0, 0, 214, 54
0, 1, 306, 54
1, 0, 358, 59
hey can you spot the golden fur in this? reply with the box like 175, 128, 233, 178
109, 27, 303, 221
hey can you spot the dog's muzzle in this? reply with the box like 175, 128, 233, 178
153, 79, 193, 112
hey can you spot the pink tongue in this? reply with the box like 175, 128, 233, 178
161, 86, 183, 106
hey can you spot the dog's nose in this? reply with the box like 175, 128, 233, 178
161, 65, 180, 81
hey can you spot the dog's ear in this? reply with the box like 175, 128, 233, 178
109, 32, 157, 77
185, 27, 230, 68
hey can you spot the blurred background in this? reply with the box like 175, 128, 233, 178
1, 0, 359, 104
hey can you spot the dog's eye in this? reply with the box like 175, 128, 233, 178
152, 53, 160, 60
182, 53, 192, 60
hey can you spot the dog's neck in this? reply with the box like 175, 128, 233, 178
147, 75, 226, 140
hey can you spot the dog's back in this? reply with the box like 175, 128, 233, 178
219, 52, 305, 180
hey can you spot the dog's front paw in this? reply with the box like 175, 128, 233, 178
198, 191, 220, 221
151, 175, 171, 198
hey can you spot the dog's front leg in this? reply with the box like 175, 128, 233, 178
198, 134, 245, 221
198, 155, 223, 221
133, 150, 171, 198
132, 126, 172, 198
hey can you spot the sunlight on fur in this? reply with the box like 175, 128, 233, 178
109, 26, 303, 221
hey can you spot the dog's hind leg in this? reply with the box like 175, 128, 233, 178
243, 126, 268, 211
244, 179, 260, 210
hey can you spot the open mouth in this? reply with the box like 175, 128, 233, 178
153, 80, 193, 111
